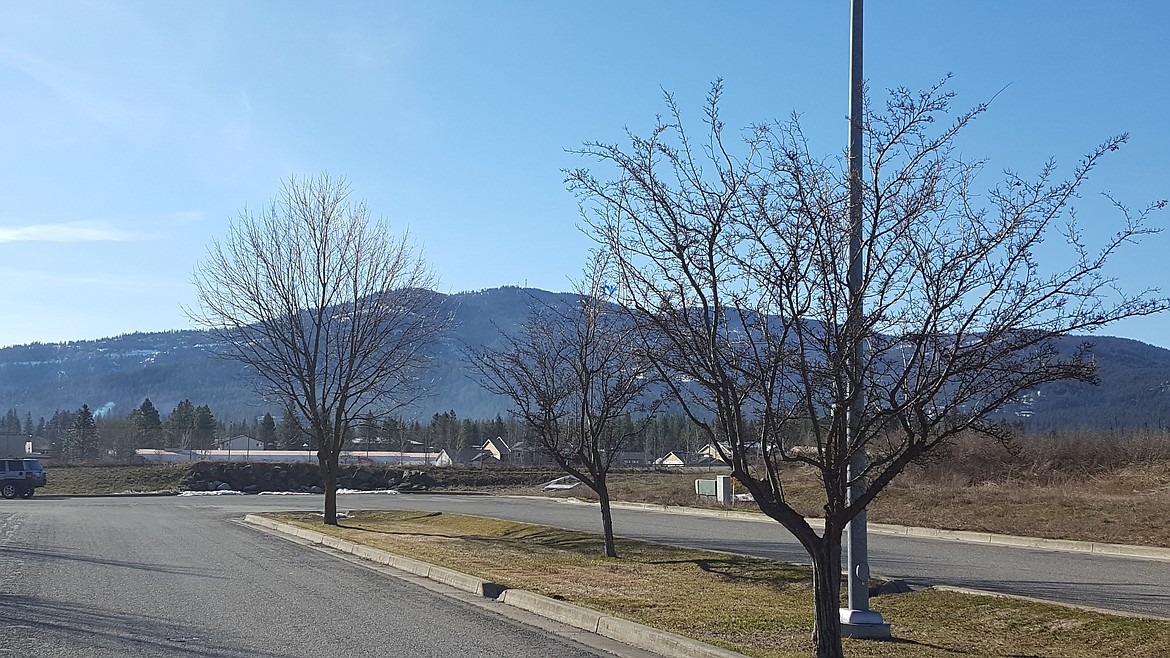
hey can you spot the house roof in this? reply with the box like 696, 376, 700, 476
218, 435, 262, 447
481, 436, 512, 455
656, 450, 721, 466
439, 447, 500, 464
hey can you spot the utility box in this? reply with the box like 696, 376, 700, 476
715, 475, 732, 505
696, 476, 733, 506
695, 478, 717, 499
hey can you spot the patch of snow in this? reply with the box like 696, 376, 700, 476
542, 475, 581, 491
178, 490, 246, 496
336, 488, 400, 495
255, 491, 315, 496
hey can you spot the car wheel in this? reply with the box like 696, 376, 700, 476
1, 484, 18, 499
19, 488, 33, 499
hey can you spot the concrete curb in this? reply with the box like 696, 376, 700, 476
242, 515, 747, 658
524, 497, 1170, 562
930, 585, 1170, 622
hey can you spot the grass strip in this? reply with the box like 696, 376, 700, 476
264, 509, 1170, 658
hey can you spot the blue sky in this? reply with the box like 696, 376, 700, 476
1, 1, 1167, 349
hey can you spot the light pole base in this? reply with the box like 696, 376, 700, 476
839, 608, 891, 639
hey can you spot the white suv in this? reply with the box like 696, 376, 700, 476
0, 459, 47, 499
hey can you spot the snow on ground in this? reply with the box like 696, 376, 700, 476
176, 488, 401, 496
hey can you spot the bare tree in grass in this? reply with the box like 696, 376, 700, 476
568, 80, 1168, 657
469, 253, 659, 557
191, 173, 444, 525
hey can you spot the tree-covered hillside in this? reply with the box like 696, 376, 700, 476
1, 288, 1167, 431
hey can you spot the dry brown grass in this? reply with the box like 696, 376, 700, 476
524, 457, 1170, 548
267, 509, 1170, 658
40, 463, 188, 495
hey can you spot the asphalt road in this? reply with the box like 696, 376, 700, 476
201, 491, 1170, 619
0, 496, 644, 658
3, 492, 1167, 658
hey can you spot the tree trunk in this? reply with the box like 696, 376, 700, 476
810, 534, 844, 658
598, 484, 617, 558
321, 457, 338, 526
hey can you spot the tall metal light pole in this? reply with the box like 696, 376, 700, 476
840, 0, 890, 639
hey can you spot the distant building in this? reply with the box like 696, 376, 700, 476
698, 442, 762, 463
654, 451, 722, 467
217, 435, 265, 452
435, 447, 497, 467
480, 437, 513, 463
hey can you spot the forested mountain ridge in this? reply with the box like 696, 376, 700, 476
1, 287, 1168, 431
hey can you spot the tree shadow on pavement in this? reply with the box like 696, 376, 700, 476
0, 594, 289, 658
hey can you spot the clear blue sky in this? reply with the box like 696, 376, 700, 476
2, 1, 1167, 349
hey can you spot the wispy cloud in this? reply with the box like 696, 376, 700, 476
171, 211, 205, 225
0, 222, 144, 243
0, 268, 173, 290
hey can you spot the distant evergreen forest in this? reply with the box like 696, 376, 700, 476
2, 401, 715, 462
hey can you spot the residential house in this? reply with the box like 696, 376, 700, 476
698, 442, 764, 463
435, 446, 500, 468
480, 436, 513, 464
654, 451, 721, 467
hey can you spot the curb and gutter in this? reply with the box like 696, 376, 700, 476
243, 514, 747, 658
533, 497, 1170, 562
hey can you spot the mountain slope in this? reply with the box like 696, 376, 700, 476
1, 288, 1168, 430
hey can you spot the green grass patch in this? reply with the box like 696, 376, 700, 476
264, 509, 1170, 658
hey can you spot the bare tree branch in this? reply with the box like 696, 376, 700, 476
189, 173, 447, 524
567, 80, 1168, 655
468, 251, 660, 557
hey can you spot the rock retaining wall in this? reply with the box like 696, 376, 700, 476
180, 462, 562, 493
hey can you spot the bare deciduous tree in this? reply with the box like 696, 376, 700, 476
191, 173, 445, 525
569, 81, 1168, 657
469, 253, 659, 557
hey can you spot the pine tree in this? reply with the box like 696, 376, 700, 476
380, 416, 400, 450
45, 409, 75, 458
277, 406, 307, 450
259, 413, 277, 448
65, 404, 100, 461
3, 409, 19, 433
136, 398, 164, 448
168, 400, 197, 449
193, 405, 216, 449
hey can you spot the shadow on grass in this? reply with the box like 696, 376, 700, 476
875, 635, 1047, 658
648, 556, 808, 586
871, 636, 978, 656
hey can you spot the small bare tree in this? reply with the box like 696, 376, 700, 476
569, 81, 1168, 657
191, 173, 444, 525
469, 253, 659, 557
